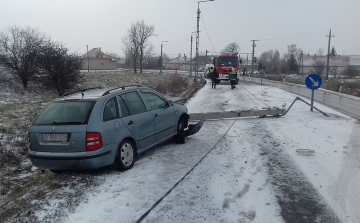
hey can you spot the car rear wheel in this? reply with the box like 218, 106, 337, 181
174, 118, 185, 144
117, 139, 135, 171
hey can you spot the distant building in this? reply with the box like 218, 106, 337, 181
349, 55, 360, 70
165, 54, 187, 70
81, 47, 117, 70
300, 55, 350, 75
181, 55, 214, 72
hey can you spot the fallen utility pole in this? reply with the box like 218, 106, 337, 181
188, 96, 328, 122
189, 107, 286, 121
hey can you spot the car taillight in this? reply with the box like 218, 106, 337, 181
28, 132, 32, 150
86, 132, 103, 151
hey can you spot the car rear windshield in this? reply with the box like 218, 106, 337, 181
33, 101, 95, 125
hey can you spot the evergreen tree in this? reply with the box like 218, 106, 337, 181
287, 54, 299, 73
330, 46, 337, 56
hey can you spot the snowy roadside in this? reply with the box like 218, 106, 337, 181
60, 80, 358, 222
0, 73, 203, 223
2, 77, 359, 223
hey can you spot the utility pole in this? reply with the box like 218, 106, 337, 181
238, 53, 252, 71
204, 49, 208, 69
251, 40, 259, 76
300, 50, 304, 75
195, 4, 200, 78
196, 0, 214, 79
160, 41, 168, 74
87, 45, 89, 72
326, 29, 334, 80
190, 35, 193, 75
160, 44, 163, 74
190, 32, 196, 75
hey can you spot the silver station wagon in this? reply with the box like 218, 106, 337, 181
28, 86, 203, 173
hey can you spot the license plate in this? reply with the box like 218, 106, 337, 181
42, 134, 68, 142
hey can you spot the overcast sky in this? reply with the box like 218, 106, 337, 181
1, 0, 359, 59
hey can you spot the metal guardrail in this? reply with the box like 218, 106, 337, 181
239, 76, 360, 119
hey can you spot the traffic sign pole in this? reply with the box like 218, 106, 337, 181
305, 73, 322, 112
259, 69, 265, 86
311, 89, 314, 111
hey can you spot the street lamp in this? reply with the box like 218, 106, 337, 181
190, 31, 196, 75
195, 0, 214, 78
160, 41, 168, 74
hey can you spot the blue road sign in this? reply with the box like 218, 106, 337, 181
305, 73, 322, 90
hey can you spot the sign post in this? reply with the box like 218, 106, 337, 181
259, 69, 266, 86
305, 73, 323, 112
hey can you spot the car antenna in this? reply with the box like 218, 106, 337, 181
76, 85, 84, 98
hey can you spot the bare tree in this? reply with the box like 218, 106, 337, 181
342, 67, 359, 79
107, 52, 119, 59
316, 48, 324, 56
221, 42, 240, 55
285, 44, 302, 60
311, 59, 326, 76
122, 24, 140, 73
259, 49, 281, 74
0, 26, 45, 88
136, 20, 155, 73
143, 45, 155, 69
122, 20, 155, 74
37, 41, 83, 95
331, 66, 338, 78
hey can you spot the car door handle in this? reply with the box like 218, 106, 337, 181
128, 120, 134, 126
154, 114, 158, 118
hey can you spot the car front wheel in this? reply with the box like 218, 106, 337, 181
174, 118, 185, 144
117, 139, 135, 171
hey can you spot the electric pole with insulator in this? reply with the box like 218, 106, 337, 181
195, 0, 214, 79
251, 40, 259, 76
326, 29, 334, 80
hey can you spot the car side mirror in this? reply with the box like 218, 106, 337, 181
169, 100, 174, 106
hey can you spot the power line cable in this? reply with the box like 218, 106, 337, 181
259, 34, 325, 41
135, 117, 239, 223
200, 11, 274, 105
238, 82, 271, 108
259, 24, 360, 42
168, 38, 191, 48
200, 12, 217, 53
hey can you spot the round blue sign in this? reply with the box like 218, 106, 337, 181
305, 73, 322, 90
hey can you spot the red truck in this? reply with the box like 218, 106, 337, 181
213, 55, 239, 81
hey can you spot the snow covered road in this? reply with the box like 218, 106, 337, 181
58, 80, 359, 223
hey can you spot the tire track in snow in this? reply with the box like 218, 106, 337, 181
244, 120, 341, 223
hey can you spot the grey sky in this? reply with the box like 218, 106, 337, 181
1, 0, 359, 59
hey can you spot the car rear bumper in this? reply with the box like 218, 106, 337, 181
28, 148, 114, 170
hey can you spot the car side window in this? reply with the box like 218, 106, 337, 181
103, 97, 119, 121
141, 92, 167, 111
117, 96, 130, 117
120, 91, 147, 116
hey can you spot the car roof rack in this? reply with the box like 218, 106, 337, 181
102, 85, 142, 96
61, 87, 104, 97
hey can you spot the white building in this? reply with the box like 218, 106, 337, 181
81, 48, 117, 70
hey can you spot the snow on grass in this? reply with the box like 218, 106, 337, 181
0, 72, 202, 223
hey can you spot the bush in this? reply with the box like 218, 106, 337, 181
263, 75, 283, 82
341, 67, 359, 79
153, 76, 187, 96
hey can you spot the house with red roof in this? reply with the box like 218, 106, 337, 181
81, 47, 117, 70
